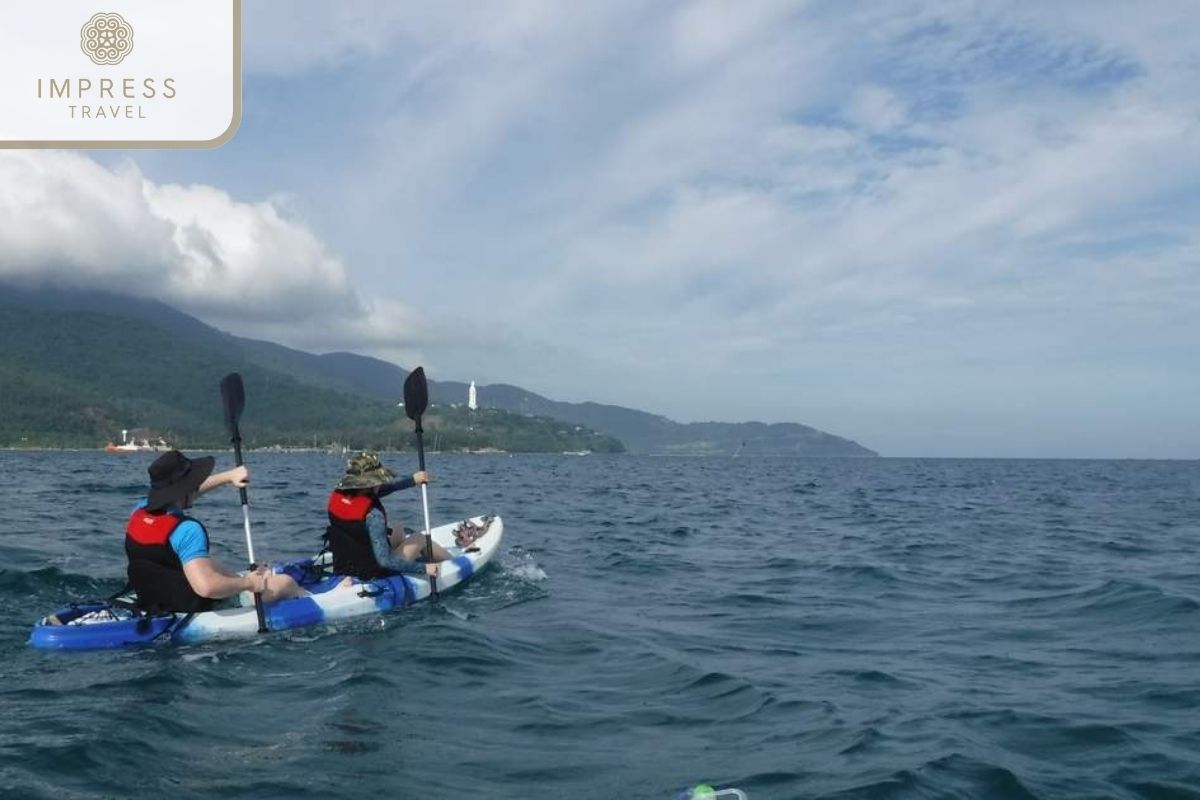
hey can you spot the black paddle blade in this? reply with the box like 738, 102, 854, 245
220, 372, 246, 434
403, 367, 429, 420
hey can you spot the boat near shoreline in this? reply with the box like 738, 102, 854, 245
104, 428, 170, 454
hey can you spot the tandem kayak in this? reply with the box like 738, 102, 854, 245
30, 514, 503, 651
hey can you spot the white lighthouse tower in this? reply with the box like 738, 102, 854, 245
468, 381, 478, 411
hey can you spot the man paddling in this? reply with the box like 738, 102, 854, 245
324, 451, 452, 579
125, 450, 304, 612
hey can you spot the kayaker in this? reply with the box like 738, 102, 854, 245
325, 451, 453, 579
125, 450, 305, 612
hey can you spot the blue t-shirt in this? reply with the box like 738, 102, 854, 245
133, 499, 210, 564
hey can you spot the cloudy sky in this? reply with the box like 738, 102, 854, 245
2, 1, 1198, 457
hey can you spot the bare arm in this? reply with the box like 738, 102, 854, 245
197, 466, 250, 498
182, 557, 258, 600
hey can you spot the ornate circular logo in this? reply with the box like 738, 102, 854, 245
80, 12, 134, 66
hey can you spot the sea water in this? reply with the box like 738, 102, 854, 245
0, 452, 1198, 799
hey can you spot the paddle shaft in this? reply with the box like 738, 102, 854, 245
230, 436, 255, 563
414, 419, 438, 600
230, 429, 268, 633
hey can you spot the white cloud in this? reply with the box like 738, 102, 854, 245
668, 0, 796, 69
242, 0, 588, 76
846, 85, 908, 133
0, 150, 417, 353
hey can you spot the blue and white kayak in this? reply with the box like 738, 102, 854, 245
30, 514, 502, 651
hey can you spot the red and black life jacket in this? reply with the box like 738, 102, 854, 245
124, 507, 215, 613
325, 490, 395, 579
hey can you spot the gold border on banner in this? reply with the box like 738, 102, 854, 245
0, 0, 242, 150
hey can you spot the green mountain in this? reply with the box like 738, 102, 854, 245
215, 350, 875, 456
425, 384, 876, 456
0, 285, 876, 456
0, 288, 622, 453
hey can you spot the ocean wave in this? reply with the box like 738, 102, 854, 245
1000, 578, 1199, 623
0, 566, 120, 607
498, 549, 548, 582
817, 754, 1041, 800
821, 668, 919, 688
824, 563, 902, 585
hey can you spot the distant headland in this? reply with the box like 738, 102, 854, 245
0, 285, 877, 457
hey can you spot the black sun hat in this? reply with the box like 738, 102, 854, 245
146, 450, 215, 511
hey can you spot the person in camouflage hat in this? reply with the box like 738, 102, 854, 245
324, 451, 453, 579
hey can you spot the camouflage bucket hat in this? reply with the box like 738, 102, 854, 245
337, 451, 397, 490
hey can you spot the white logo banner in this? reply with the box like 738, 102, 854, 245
0, 0, 241, 148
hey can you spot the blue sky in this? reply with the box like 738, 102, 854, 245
2, 1, 1198, 457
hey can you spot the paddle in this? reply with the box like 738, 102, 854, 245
403, 366, 439, 602
220, 372, 268, 633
